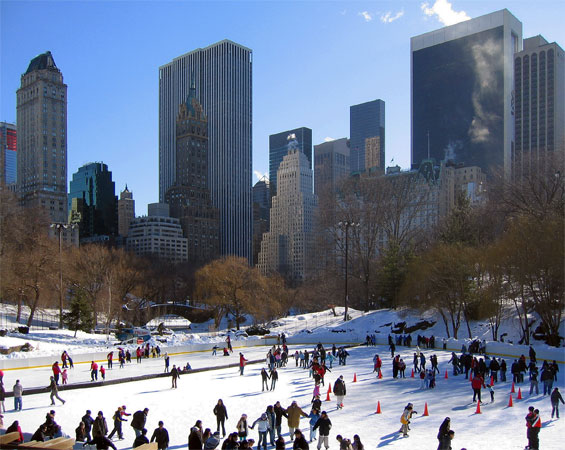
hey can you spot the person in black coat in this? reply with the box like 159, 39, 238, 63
189, 420, 204, 450
437, 417, 450, 444
133, 429, 149, 448
312, 411, 332, 450
82, 410, 95, 442
32, 424, 47, 442
131, 408, 149, 437
292, 429, 309, 450
90, 435, 117, 450
151, 421, 169, 450
551, 387, 565, 418
273, 401, 287, 439
214, 399, 228, 437
261, 368, 270, 391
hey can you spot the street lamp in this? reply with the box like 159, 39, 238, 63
50, 223, 75, 328
338, 221, 359, 322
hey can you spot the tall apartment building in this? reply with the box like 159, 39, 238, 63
350, 99, 385, 174
165, 85, 219, 263
411, 9, 522, 176
0, 122, 17, 186
127, 203, 188, 263
314, 138, 350, 196
252, 177, 270, 266
68, 162, 117, 239
159, 40, 252, 260
269, 127, 312, 195
118, 185, 135, 237
17, 51, 68, 223
514, 35, 565, 174
258, 150, 317, 282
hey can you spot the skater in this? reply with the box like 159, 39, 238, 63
274, 401, 287, 439
308, 408, 320, 443
205, 431, 221, 450
335, 435, 352, 450
249, 413, 270, 450
236, 414, 248, 441
188, 420, 204, 449
437, 417, 452, 449
107, 352, 113, 369
131, 408, 149, 437
13, 380, 23, 411
93, 411, 109, 438
438, 430, 454, 450
227, 336, 233, 353
399, 403, 416, 437
91, 361, 99, 381
108, 407, 127, 440
526, 408, 541, 450
333, 375, 346, 409
487, 384, 495, 402
100, 365, 106, 380
164, 354, 170, 373
261, 368, 270, 391
48, 376, 65, 405
212, 346, 218, 356
293, 429, 309, 450
52, 361, 62, 385
471, 373, 485, 403
266, 405, 276, 446
0, 382, 5, 413
530, 366, 539, 395
133, 429, 149, 448
239, 353, 248, 376
62, 369, 68, 385
270, 368, 279, 391
286, 401, 308, 439
151, 421, 169, 450
313, 411, 332, 450
551, 387, 564, 419
352, 435, 363, 450
82, 410, 95, 442
171, 365, 180, 389
213, 399, 228, 437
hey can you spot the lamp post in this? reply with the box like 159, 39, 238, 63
338, 221, 359, 322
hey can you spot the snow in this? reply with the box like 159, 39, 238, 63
1, 305, 564, 449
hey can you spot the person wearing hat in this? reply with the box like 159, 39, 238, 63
293, 429, 309, 450
151, 420, 169, 450
108, 406, 127, 440
236, 414, 249, 441
93, 411, 108, 438
286, 401, 308, 440
399, 404, 416, 437
250, 412, 270, 450
313, 411, 332, 450
333, 376, 346, 409
82, 410, 94, 442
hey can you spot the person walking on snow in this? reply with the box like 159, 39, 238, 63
108, 407, 127, 440
551, 387, 565, 419
239, 353, 248, 376
48, 376, 65, 405
471, 373, 486, 403
333, 376, 346, 409
213, 399, 228, 437
286, 401, 308, 439
250, 413, 270, 450
313, 411, 332, 450
399, 404, 417, 437
171, 365, 180, 389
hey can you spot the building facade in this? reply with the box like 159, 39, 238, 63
258, 150, 317, 282
165, 85, 219, 263
411, 9, 522, 176
314, 138, 350, 196
514, 35, 565, 174
68, 162, 117, 239
252, 177, 270, 266
159, 40, 252, 260
118, 185, 135, 237
350, 99, 385, 174
269, 127, 312, 195
127, 203, 188, 263
0, 122, 17, 186
16, 51, 68, 222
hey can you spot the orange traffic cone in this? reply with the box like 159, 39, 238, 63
411, 369, 414, 378
325, 389, 331, 401
376, 401, 382, 414
328, 383, 332, 393
490, 375, 494, 386
517, 388, 522, 400
475, 402, 482, 414
353, 373, 357, 382
508, 394, 513, 407
423, 402, 429, 416
445, 370, 449, 379
511, 382, 515, 393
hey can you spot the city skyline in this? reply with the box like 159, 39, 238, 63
1, 1, 564, 215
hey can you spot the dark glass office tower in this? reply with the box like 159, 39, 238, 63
350, 99, 385, 174
68, 162, 117, 238
159, 40, 252, 261
269, 127, 312, 195
411, 9, 522, 176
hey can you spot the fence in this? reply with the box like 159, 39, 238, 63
0, 308, 60, 331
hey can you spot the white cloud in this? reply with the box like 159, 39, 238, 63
253, 170, 268, 182
324, 137, 335, 142
359, 11, 373, 22
421, 0, 470, 26
380, 9, 404, 24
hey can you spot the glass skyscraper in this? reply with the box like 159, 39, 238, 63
350, 99, 385, 174
0, 122, 16, 185
159, 40, 252, 260
269, 127, 312, 195
411, 9, 522, 176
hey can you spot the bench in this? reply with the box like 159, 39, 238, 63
0, 433, 21, 445
135, 443, 158, 450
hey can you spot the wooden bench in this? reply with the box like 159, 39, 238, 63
135, 443, 158, 450
0, 433, 21, 445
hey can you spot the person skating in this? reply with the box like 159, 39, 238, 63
213, 399, 228, 437
100, 365, 106, 380
239, 353, 248, 376
13, 379, 23, 411
270, 368, 278, 391
48, 376, 65, 405
437, 430, 455, 450
108, 407, 127, 440
261, 368, 270, 391
6, 420, 24, 443
133, 428, 149, 448
399, 403, 417, 437
266, 405, 276, 446
551, 387, 565, 418
274, 401, 287, 439
286, 401, 308, 439
52, 361, 62, 384
436, 417, 453, 449
333, 375, 346, 409
91, 361, 99, 381
308, 408, 320, 443
335, 435, 353, 450
204, 431, 221, 450
471, 373, 485, 403
526, 408, 541, 450
292, 429, 309, 450
188, 420, 204, 449
89, 434, 118, 450
236, 414, 248, 441
131, 408, 149, 437
82, 410, 95, 442
171, 365, 180, 388
76, 422, 87, 442
487, 384, 495, 402
313, 410, 332, 450
107, 352, 113, 369
93, 411, 109, 438
352, 435, 363, 450
249, 412, 270, 450
32, 424, 48, 442
164, 354, 170, 373
151, 420, 170, 450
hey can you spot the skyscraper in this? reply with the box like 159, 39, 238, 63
350, 99, 385, 174
118, 185, 135, 237
514, 35, 565, 173
159, 40, 252, 260
314, 138, 350, 196
0, 122, 17, 186
165, 85, 219, 263
269, 127, 312, 194
258, 148, 317, 283
411, 9, 522, 176
17, 51, 68, 222
252, 177, 270, 266
68, 162, 117, 239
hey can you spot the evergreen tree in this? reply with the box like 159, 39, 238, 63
63, 291, 94, 337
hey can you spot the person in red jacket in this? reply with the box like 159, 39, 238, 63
91, 361, 99, 381
6, 420, 24, 443
239, 353, 248, 376
472, 374, 486, 403
100, 365, 106, 380
52, 361, 62, 385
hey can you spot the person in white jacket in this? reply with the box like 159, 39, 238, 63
250, 412, 270, 450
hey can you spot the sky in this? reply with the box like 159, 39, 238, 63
1, 0, 564, 216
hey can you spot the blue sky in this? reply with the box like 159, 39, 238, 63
1, 0, 564, 216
